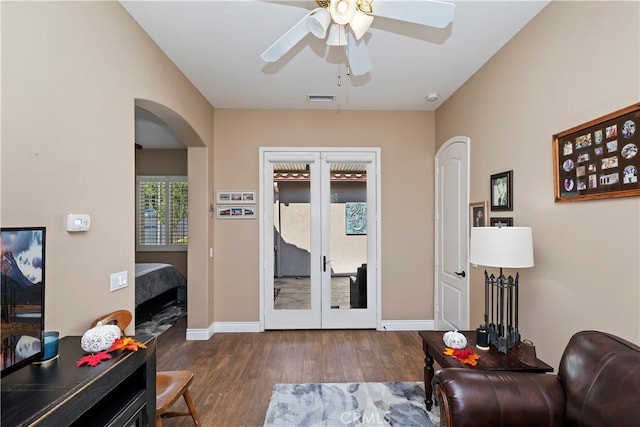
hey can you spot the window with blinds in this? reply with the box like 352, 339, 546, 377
136, 176, 188, 251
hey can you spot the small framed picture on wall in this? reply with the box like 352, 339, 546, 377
469, 201, 488, 229
490, 217, 513, 227
491, 170, 513, 211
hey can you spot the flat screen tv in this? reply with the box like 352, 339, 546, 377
1, 227, 46, 377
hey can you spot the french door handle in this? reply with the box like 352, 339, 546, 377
323, 256, 330, 272
454, 271, 466, 278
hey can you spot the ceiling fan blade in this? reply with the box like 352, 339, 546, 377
346, 32, 371, 76
260, 9, 317, 62
372, 0, 455, 29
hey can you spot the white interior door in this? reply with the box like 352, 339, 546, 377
261, 148, 379, 330
435, 137, 470, 330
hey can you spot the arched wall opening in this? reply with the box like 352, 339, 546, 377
134, 99, 210, 338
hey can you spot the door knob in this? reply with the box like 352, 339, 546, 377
454, 271, 466, 278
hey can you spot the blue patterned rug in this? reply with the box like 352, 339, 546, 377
263, 381, 437, 427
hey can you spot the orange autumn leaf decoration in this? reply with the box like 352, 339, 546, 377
76, 337, 147, 366
444, 347, 480, 366
77, 336, 147, 367
109, 337, 147, 352
76, 351, 112, 367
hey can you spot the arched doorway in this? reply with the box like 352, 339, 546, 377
134, 99, 208, 339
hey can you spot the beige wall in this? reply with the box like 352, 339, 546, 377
1, 2, 215, 336
213, 109, 435, 322
3, 1, 637, 370
135, 149, 188, 176
436, 1, 640, 367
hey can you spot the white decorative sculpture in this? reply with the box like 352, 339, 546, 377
81, 322, 122, 353
443, 330, 468, 349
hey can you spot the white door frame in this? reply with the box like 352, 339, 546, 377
434, 136, 470, 330
259, 147, 382, 331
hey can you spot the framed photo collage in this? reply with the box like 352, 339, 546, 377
553, 103, 639, 202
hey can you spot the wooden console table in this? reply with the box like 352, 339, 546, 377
1, 335, 156, 426
419, 330, 553, 411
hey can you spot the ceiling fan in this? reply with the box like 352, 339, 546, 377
260, 0, 455, 76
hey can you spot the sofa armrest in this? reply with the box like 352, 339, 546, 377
433, 368, 565, 427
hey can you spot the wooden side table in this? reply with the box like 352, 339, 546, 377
419, 330, 553, 411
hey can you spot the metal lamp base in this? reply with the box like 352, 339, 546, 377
484, 270, 522, 354
487, 324, 521, 353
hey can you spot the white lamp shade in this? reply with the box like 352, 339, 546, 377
469, 227, 534, 268
326, 24, 347, 46
349, 9, 373, 40
329, 0, 357, 25
307, 8, 331, 39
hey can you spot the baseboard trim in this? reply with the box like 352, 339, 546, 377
185, 323, 215, 340
185, 321, 261, 339
380, 320, 435, 331
185, 320, 434, 339
214, 321, 261, 333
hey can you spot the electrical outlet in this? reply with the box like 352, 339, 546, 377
110, 271, 128, 292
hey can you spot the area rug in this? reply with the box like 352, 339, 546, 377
135, 304, 185, 336
264, 381, 438, 427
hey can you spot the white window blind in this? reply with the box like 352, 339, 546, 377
136, 176, 188, 251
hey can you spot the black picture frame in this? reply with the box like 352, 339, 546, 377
490, 217, 513, 227
490, 170, 513, 211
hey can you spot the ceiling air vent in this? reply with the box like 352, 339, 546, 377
307, 94, 334, 103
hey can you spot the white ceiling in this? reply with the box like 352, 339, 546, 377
124, 0, 550, 149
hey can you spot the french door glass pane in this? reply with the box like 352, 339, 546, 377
273, 164, 311, 310
330, 165, 368, 310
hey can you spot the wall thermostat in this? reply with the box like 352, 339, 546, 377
66, 214, 91, 232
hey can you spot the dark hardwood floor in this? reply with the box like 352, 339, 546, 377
155, 317, 426, 426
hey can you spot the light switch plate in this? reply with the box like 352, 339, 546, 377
110, 271, 127, 292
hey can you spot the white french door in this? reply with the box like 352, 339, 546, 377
260, 148, 379, 330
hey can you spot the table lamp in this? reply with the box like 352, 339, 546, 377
469, 226, 534, 353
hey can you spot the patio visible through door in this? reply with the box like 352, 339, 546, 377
261, 149, 379, 329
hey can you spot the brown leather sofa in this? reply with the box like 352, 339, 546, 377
433, 330, 640, 427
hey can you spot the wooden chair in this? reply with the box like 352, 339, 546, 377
90, 309, 132, 334
156, 371, 201, 426
91, 310, 201, 426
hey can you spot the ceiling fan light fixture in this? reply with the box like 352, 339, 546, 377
349, 9, 373, 40
326, 24, 347, 46
329, 0, 356, 25
307, 8, 331, 38
356, 0, 373, 14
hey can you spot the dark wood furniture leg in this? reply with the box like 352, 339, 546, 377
423, 339, 435, 411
